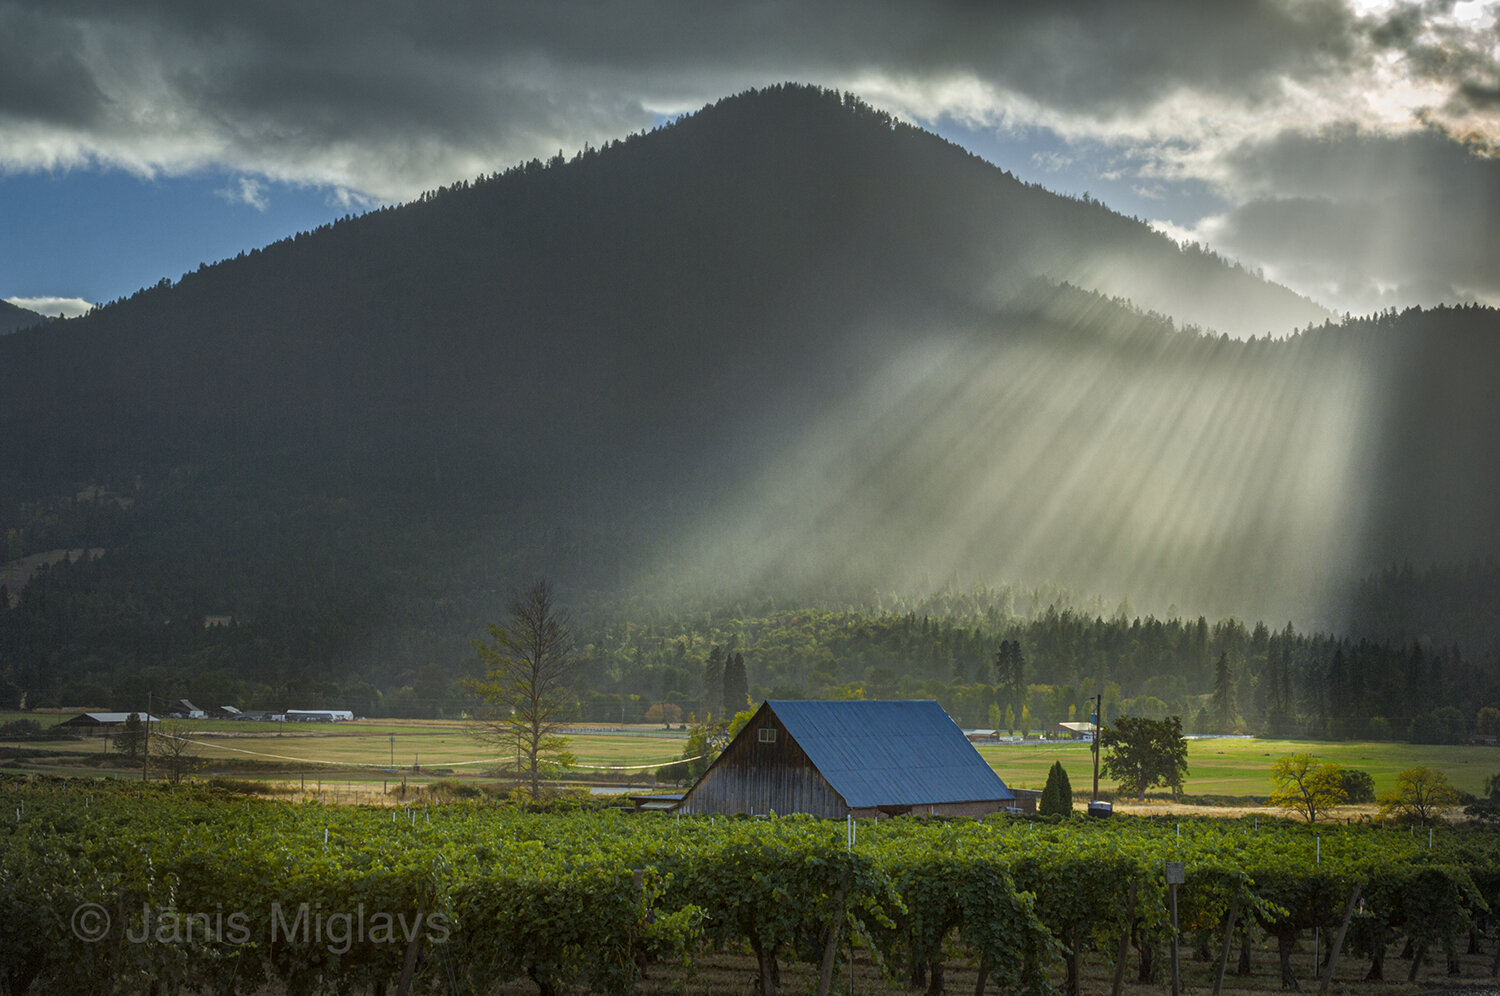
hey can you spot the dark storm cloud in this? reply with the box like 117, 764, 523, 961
1199, 128, 1500, 313
0, 6, 106, 125
0, 0, 1384, 192
2, 0, 1497, 313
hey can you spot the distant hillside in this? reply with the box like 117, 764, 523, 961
0, 84, 1496, 705
0, 300, 44, 334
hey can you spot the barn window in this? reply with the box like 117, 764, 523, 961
758, 728, 777, 743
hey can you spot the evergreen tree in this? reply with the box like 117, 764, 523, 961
702, 646, 724, 718
1210, 652, 1237, 731
722, 651, 748, 715
1039, 760, 1073, 816
114, 712, 147, 759
993, 639, 1026, 733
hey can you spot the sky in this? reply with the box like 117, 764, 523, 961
2, 0, 1498, 323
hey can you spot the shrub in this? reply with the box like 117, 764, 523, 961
1039, 760, 1073, 816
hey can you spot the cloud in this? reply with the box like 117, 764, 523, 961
5, 296, 95, 319
1180, 127, 1500, 315
215, 176, 268, 211
1, 1, 1497, 314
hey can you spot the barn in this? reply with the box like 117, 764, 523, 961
58, 712, 162, 736
676, 699, 1015, 819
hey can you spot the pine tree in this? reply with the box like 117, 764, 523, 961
722, 652, 748, 715
114, 712, 147, 759
702, 646, 724, 718
1040, 760, 1073, 816
993, 639, 1026, 733
1211, 652, 1237, 731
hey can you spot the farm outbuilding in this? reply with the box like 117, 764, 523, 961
676, 699, 1015, 819
58, 712, 162, 735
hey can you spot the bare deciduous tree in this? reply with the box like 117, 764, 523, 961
465, 579, 577, 797
150, 725, 204, 784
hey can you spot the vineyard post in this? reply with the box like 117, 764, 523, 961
1111, 880, 1139, 996
1212, 892, 1240, 996
1165, 861, 1184, 996
1313, 836, 1320, 978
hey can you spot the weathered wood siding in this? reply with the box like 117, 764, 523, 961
677, 705, 849, 818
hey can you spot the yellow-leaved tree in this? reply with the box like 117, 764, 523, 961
1270, 753, 1347, 823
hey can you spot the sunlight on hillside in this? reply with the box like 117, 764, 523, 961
648, 285, 1386, 626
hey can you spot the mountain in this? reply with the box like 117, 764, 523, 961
1, 84, 1497, 701
0, 300, 45, 334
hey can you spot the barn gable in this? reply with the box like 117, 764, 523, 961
676, 702, 849, 817
676, 699, 1014, 818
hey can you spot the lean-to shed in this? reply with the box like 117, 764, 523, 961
676, 699, 1015, 818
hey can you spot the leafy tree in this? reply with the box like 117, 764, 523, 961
1039, 760, 1073, 816
664, 715, 731, 785
1099, 715, 1187, 800
1377, 766, 1460, 824
726, 707, 756, 740
1269, 753, 1347, 822
113, 712, 147, 760
465, 579, 578, 797
1339, 767, 1376, 804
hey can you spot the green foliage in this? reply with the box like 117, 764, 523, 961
1099, 715, 1187, 800
113, 711, 147, 759
1210, 651, 1237, 731
721, 651, 748, 716
1039, 760, 1073, 816
5, 776, 1500, 995
726, 707, 755, 740
1339, 766, 1376, 804
659, 717, 729, 785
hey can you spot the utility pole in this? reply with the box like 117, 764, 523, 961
1091, 692, 1102, 801
142, 692, 151, 783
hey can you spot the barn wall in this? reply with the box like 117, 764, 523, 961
678, 707, 848, 818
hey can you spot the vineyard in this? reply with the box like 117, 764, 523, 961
1, 775, 1497, 995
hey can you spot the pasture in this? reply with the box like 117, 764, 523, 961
979, 734, 1495, 800
2, 710, 1493, 809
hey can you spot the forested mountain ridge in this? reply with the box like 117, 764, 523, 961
0, 300, 45, 334
1, 84, 1498, 719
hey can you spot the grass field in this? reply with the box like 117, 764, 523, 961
3, 711, 1492, 807
0, 714, 691, 789
979, 734, 1495, 799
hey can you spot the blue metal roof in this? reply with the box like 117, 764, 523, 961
767, 700, 1013, 808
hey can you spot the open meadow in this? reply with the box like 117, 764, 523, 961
2, 711, 1493, 812
979, 734, 1497, 803
0, 713, 690, 798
